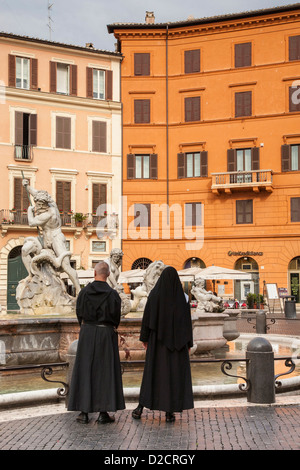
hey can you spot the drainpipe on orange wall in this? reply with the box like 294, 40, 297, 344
166, 24, 169, 225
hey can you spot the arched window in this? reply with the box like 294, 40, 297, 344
183, 257, 206, 269
8, 246, 22, 259
131, 258, 152, 270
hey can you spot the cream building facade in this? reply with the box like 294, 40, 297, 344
0, 33, 122, 312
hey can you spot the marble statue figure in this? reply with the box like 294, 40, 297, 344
16, 180, 80, 314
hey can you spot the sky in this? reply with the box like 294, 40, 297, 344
0, 0, 298, 52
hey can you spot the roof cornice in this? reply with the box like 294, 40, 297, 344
107, 3, 300, 34
0, 31, 122, 59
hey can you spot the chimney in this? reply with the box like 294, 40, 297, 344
145, 11, 155, 24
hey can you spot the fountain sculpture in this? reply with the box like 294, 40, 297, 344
16, 179, 80, 315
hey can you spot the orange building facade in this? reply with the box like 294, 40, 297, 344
109, 4, 300, 302
0, 33, 122, 313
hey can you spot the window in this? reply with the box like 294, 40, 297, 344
289, 35, 300, 61
289, 85, 300, 112
235, 91, 252, 117
185, 203, 202, 226
134, 99, 150, 123
56, 116, 71, 149
57, 63, 69, 95
227, 147, 259, 174
291, 198, 300, 222
56, 181, 71, 213
235, 43, 252, 68
92, 241, 106, 252
281, 144, 300, 171
92, 183, 107, 215
86, 68, 112, 100
184, 50, 200, 74
14, 178, 30, 212
131, 258, 152, 269
15, 111, 37, 159
8, 55, 38, 90
50, 62, 77, 96
291, 145, 300, 171
16, 57, 30, 89
92, 121, 107, 153
127, 153, 157, 179
134, 203, 151, 227
177, 152, 208, 178
236, 200, 253, 224
134, 53, 150, 76
236, 149, 252, 182
93, 69, 105, 99
185, 96, 200, 122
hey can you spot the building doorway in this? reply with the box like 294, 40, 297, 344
288, 257, 300, 303
234, 257, 259, 301
7, 246, 28, 311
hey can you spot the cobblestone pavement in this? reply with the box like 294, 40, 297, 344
0, 397, 299, 451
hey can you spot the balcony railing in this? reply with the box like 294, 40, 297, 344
0, 210, 119, 232
0, 209, 28, 225
14, 145, 33, 161
211, 169, 273, 193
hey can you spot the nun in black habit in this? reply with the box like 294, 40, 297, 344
67, 261, 125, 424
132, 266, 194, 422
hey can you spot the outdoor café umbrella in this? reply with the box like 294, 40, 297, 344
195, 265, 252, 281
118, 269, 146, 284
177, 267, 203, 282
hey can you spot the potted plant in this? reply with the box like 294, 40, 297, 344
252, 293, 257, 309
72, 212, 87, 227
246, 292, 255, 309
258, 294, 265, 309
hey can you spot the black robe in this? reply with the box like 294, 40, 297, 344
138, 266, 194, 413
67, 280, 125, 413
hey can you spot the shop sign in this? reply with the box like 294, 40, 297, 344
228, 251, 263, 256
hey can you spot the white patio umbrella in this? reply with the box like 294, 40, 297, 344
177, 267, 203, 282
61, 269, 95, 286
195, 265, 252, 281
118, 269, 146, 284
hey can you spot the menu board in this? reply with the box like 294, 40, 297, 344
266, 283, 279, 299
278, 288, 288, 298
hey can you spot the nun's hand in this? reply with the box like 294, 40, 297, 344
142, 342, 148, 350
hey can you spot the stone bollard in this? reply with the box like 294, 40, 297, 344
65, 339, 78, 407
246, 337, 275, 404
256, 310, 267, 334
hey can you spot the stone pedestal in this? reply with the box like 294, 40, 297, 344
192, 310, 229, 356
118, 317, 145, 361
223, 309, 240, 342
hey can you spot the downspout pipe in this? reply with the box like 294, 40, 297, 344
166, 25, 169, 224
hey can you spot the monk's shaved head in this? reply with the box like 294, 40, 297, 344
94, 261, 110, 279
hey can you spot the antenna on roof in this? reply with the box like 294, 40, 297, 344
47, 1, 54, 40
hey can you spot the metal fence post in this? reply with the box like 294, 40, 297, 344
246, 337, 275, 404
256, 310, 267, 334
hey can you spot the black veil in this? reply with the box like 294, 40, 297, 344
141, 266, 193, 351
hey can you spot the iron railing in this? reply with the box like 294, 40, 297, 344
1, 354, 299, 400
211, 169, 273, 191
14, 145, 33, 161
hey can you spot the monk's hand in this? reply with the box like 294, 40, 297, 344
142, 342, 148, 350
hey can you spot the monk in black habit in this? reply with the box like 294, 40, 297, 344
132, 266, 194, 422
68, 261, 125, 424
